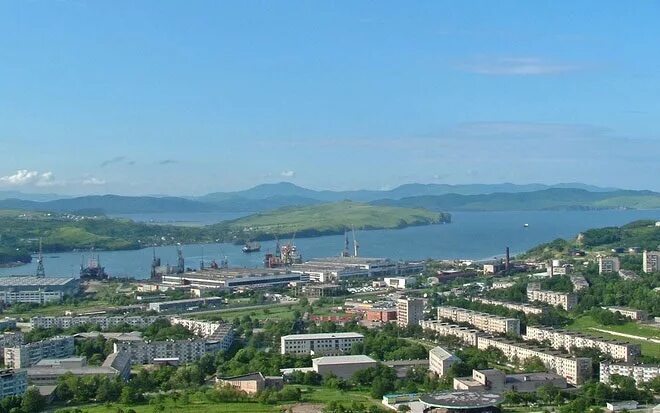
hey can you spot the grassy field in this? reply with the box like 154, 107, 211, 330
566, 315, 660, 358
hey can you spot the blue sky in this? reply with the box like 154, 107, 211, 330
1, 1, 659, 195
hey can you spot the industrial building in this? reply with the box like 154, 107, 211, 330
642, 250, 660, 273
453, 369, 567, 393
437, 306, 520, 336
476, 336, 592, 385
429, 346, 460, 378
598, 256, 620, 274
0, 276, 79, 304
296, 257, 424, 281
524, 326, 641, 362
0, 369, 28, 399
527, 283, 577, 311
147, 297, 223, 313
25, 352, 131, 385
31, 315, 160, 330
418, 391, 503, 413
600, 361, 660, 385
161, 268, 302, 290
312, 355, 378, 379
4, 336, 75, 368
280, 332, 364, 356
397, 297, 424, 327
472, 298, 546, 315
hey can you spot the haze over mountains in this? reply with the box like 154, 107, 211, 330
0, 182, 657, 214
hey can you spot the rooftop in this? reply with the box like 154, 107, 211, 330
0, 276, 76, 287
219, 372, 265, 381
419, 391, 503, 408
313, 355, 376, 365
429, 346, 458, 361
281, 332, 364, 340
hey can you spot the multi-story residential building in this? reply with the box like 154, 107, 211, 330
114, 339, 209, 365
0, 277, 79, 304
524, 326, 640, 362
397, 298, 424, 327
147, 297, 223, 313
0, 332, 24, 351
437, 306, 520, 336
642, 250, 660, 273
527, 283, 577, 311
476, 336, 592, 385
30, 315, 160, 330
598, 256, 620, 274
4, 336, 75, 368
472, 298, 546, 315
280, 332, 364, 356
429, 346, 460, 378
600, 362, 660, 385
169, 317, 234, 351
0, 369, 28, 399
0, 318, 17, 331
604, 307, 648, 321
569, 275, 589, 291
419, 321, 481, 347
617, 269, 639, 281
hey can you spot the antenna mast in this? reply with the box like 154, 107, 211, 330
35, 238, 46, 277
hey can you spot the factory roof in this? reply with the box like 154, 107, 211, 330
419, 391, 503, 408
281, 332, 364, 340
313, 355, 376, 365
0, 276, 76, 287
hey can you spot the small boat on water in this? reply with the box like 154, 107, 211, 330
242, 242, 261, 253
523, 223, 529, 228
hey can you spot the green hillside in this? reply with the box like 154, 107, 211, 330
216, 201, 450, 239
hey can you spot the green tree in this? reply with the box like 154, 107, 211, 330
21, 387, 45, 413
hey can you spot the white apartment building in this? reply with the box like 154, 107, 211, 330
491, 281, 516, 290
598, 256, 620, 274
4, 336, 75, 368
472, 298, 546, 315
600, 362, 659, 385
0, 369, 27, 399
524, 326, 641, 362
429, 346, 460, 378
437, 306, 520, 336
280, 332, 364, 356
169, 317, 234, 351
30, 315, 160, 330
604, 307, 648, 321
476, 336, 592, 385
397, 298, 424, 327
642, 250, 660, 273
527, 284, 577, 311
419, 321, 481, 347
0, 332, 24, 351
114, 339, 209, 365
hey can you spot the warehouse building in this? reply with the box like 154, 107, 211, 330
0, 277, 79, 304
312, 355, 378, 379
437, 306, 520, 336
161, 268, 301, 290
280, 332, 364, 356
25, 352, 131, 385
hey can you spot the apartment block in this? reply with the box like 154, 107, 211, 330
397, 298, 424, 327
524, 326, 640, 362
527, 284, 577, 311
114, 339, 209, 365
280, 332, 364, 356
429, 346, 460, 378
147, 297, 223, 313
472, 298, 546, 315
419, 321, 481, 347
31, 315, 160, 330
4, 336, 75, 368
437, 306, 520, 336
600, 362, 659, 385
476, 336, 592, 385
598, 256, 620, 274
642, 250, 660, 273
0, 332, 24, 351
0, 369, 28, 399
604, 307, 648, 321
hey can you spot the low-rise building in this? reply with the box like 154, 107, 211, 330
604, 307, 648, 321
429, 346, 460, 378
365, 308, 397, 322
147, 297, 223, 313
606, 401, 639, 412
397, 298, 424, 328
280, 332, 364, 356
642, 250, 660, 273
0, 277, 79, 304
25, 352, 131, 385
437, 306, 520, 336
476, 336, 592, 385
418, 392, 503, 413
527, 283, 577, 311
0, 369, 28, 398
472, 298, 546, 315
31, 315, 160, 330
216, 372, 283, 395
523, 326, 640, 363
4, 336, 75, 368
598, 256, 620, 274
453, 369, 567, 393
384, 277, 412, 289
161, 268, 301, 290
600, 361, 660, 385
420, 321, 481, 347
312, 355, 378, 379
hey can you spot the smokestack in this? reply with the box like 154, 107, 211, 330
505, 247, 510, 271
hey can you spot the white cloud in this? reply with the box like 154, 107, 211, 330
82, 177, 107, 185
457, 57, 580, 75
0, 170, 55, 186
280, 170, 296, 178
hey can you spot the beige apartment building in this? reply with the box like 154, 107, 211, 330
437, 306, 520, 336
472, 298, 545, 315
419, 320, 481, 347
397, 298, 424, 327
598, 256, 620, 274
600, 361, 659, 385
642, 250, 660, 273
429, 346, 461, 378
280, 332, 364, 356
527, 284, 577, 311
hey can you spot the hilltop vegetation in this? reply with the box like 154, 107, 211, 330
0, 203, 449, 264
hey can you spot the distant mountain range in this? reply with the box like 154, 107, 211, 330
0, 182, 657, 214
